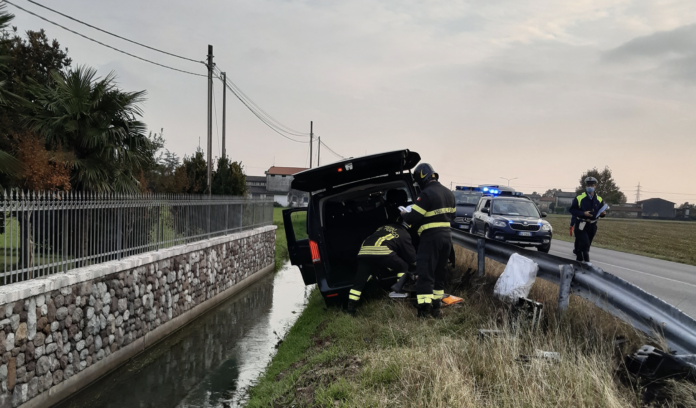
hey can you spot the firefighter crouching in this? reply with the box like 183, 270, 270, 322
569, 177, 606, 262
401, 163, 455, 318
345, 222, 416, 315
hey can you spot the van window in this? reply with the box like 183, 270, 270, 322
291, 212, 308, 240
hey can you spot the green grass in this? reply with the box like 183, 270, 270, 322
0, 216, 20, 247
246, 247, 696, 407
547, 214, 696, 266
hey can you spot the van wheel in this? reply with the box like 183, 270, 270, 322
539, 244, 551, 253
484, 225, 491, 239
470, 223, 476, 235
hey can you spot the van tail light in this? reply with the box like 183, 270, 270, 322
309, 240, 321, 263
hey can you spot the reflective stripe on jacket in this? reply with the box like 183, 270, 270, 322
402, 181, 456, 235
357, 223, 416, 263
569, 192, 604, 222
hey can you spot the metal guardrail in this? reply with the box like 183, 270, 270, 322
1, 191, 274, 284
451, 228, 696, 357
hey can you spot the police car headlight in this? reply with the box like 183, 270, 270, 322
492, 220, 507, 228
541, 224, 552, 232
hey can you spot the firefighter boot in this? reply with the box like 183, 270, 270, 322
431, 299, 442, 318
417, 303, 432, 319
345, 300, 358, 316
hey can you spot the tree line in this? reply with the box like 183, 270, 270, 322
0, 5, 245, 196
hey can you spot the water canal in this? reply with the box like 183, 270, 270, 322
56, 262, 311, 408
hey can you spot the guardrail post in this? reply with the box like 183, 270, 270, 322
558, 264, 575, 313
477, 238, 485, 277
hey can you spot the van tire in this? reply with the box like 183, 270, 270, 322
484, 225, 491, 239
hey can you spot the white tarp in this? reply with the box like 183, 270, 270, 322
493, 253, 539, 302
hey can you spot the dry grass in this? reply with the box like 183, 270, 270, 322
547, 215, 696, 266
247, 246, 696, 408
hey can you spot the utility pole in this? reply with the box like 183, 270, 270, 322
309, 121, 313, 169
635, 182, 641, 203
317, 136, 321, 166
221, 71, 226, 159
206, 45, 214, 196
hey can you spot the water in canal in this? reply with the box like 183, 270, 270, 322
56, 261, 311, 408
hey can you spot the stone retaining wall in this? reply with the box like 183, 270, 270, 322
0, 225, 276, 408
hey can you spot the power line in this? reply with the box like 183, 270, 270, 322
22, 0, 204, 64
319, 139, 345, 159
5, 0, 206, 77
217, 73, 308, 143
214, 66, 309, 137
641, 190, 696, 196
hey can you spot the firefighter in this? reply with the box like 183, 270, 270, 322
401, 163, 455, 318
569, 177, 606, 262
345, 221, 416, 315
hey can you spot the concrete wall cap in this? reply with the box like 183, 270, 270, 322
0, 225, 276, 305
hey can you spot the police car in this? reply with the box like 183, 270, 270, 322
470, 190, 553, 253
451, 186, 484, 232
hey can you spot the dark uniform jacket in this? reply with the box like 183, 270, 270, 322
402, 181, 456, 236
357, 223, 416, 264
569, 192, 605, 224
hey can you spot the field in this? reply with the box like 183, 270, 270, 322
547, 215, 696, 266
246, 246, 696, 408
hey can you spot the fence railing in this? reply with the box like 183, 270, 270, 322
1, 191, 274, 285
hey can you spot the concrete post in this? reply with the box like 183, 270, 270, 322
477, 238, 485, 277
558, 264, 575, 313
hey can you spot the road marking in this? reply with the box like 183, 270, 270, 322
549, 249, 696, 289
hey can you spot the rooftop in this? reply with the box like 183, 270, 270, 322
266, 166, 309, 176
246, 175, 266, 183
638, 198, 675, 205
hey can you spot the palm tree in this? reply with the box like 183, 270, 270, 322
26, 65, 152, 193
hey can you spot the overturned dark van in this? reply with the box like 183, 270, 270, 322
283, 150, 422, 305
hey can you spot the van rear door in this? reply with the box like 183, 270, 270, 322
282, 208, 317, 285
290, 150, 421, 192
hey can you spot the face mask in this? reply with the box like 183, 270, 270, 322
586, 187, 595, 194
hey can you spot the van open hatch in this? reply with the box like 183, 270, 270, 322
291, 150, 421, 192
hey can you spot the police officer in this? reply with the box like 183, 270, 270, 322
569, 177, 606, 262
346, 221, 416, 315
401, 163, 455, 318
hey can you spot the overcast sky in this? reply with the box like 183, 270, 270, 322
8, 0, 696, 203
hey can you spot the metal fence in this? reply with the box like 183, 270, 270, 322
1, 191, 274, 284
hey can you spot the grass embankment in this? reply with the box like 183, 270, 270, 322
547, 215, 696, 266
273, 207, 307, 271
247, 247, 696, 407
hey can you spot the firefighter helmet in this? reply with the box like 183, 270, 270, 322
413, 163, 438, 188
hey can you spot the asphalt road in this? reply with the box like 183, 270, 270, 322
549, 239, 696, 319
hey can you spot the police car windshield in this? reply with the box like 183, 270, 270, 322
491, 199, 539, 217
454, 191, 482, 205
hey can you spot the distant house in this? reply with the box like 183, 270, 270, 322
607, 204, 642, 218
526, 193, 541, 205
245, 176, 268, 199
554, 191, 576, 213
265, 166, 309, 207
538, 197, 554, 212
638, 198, 675, 219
